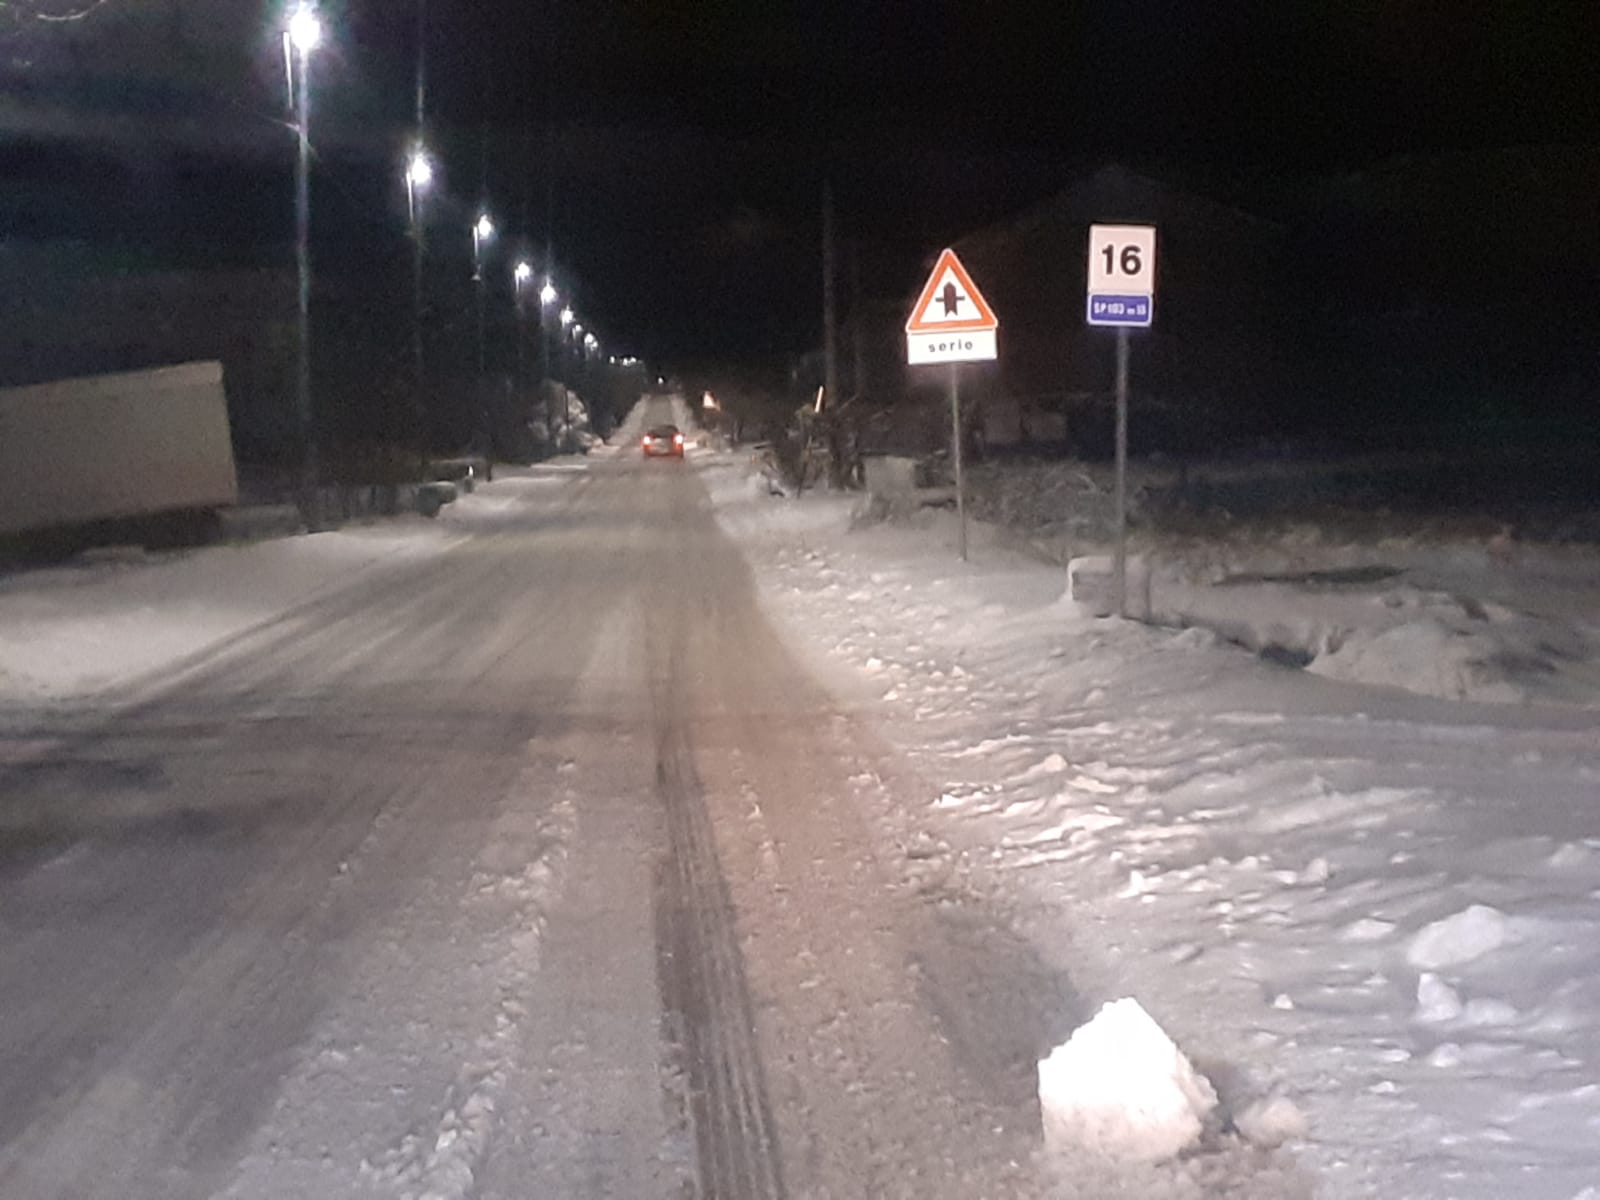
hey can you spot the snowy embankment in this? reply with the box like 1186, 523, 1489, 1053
969, 458, 1600, 707
1135, 538, 1600, 707
0, 475, 573, 727
0, 525, 454, 719
702, 450, 1600, 1199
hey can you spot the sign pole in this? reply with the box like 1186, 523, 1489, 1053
1113, 326, 1129, 617
904, 246, 996, 564
1087, 224, 1154, 619
950, 363, 967, 561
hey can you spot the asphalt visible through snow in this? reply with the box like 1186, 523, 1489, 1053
0, 401, 1054, 1199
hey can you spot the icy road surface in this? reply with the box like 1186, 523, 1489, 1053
0, 400, 1120, 1199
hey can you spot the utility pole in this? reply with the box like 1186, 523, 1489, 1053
850, 240, 866, 404
822, 180, 840, 412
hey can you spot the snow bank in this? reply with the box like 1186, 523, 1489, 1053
1310, 620, 1525, 703
1038, 997, 1217, 1163
0, 524, 456, 712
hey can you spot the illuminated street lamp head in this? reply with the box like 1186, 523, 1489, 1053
539, 281, 558, 306
559, 306, 574, 326
584, 333, 599, 351
513, 260, 533, 285
572, 323, 584, 337
288, 3, 322, 53
474, 213, 495, 242
405, 151, 433, 189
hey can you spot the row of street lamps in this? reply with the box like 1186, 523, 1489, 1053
284, 2, 623, 491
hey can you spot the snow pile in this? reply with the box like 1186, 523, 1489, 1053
1405, 904, 1512, 970
1038, 997, 1217, 1163
1147, 570, 1600, 706
1308, 619, 1524, 702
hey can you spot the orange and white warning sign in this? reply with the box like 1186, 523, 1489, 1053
905, 248, 998, 364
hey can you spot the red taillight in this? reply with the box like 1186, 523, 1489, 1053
673, 434, 684, 446
642, 436, 650, 446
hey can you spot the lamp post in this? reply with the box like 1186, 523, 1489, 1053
537, 280, 557, 453
405, 149, 433, 473
470, 211, 494, 474
558, 305, 574, 451
285, 3, 321, 515
583, 332, 599, 434
513, 259, 532, 444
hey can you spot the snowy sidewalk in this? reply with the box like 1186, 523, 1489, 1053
702, 452, 1600, 1200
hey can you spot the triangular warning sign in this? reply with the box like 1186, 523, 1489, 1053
905, 248, 998, 334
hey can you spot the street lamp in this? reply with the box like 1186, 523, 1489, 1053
471, 212, 495, 277
535, 281, 558, 451
287, 4, 321, 55
513, 260, 534, 433
405, 146, 433, 472
469, 210, 495, 472
284, 2, 322, 515
555, 308, 577, 450
405, 150, 433, 224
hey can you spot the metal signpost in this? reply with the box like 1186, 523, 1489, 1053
1086, 224, 1157, 615
906, 248, 999, 561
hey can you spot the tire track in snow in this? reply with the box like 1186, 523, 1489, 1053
651, 650, 787, 1200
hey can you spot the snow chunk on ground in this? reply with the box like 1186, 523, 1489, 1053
1038, 997, 1217, 1163
1022, 751, 1070, 778
1414, 972, 1464, 1023
1233, 1094, 1309, 1149
1406, 904, 1511, 970
1339, 916, 1396, 943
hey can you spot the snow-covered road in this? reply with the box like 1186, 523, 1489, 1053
5, 392, 1592, 1198
0, 400, 1081, 1198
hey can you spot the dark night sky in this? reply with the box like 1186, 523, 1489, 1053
3, 0, 1597, 369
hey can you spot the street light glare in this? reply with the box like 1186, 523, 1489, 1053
288, 4, 322, 53
559, 307, 574, 326
540, 281, 558, 306
475, 213, 495, 241
406, 152, 433, 189
514, 260, 533, 284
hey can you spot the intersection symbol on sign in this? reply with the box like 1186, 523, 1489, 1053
906, 248, 998, 364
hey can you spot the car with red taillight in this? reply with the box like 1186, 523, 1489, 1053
641, 424, 685, 458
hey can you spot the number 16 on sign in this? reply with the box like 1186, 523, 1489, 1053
1086, 224, 1157, 617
